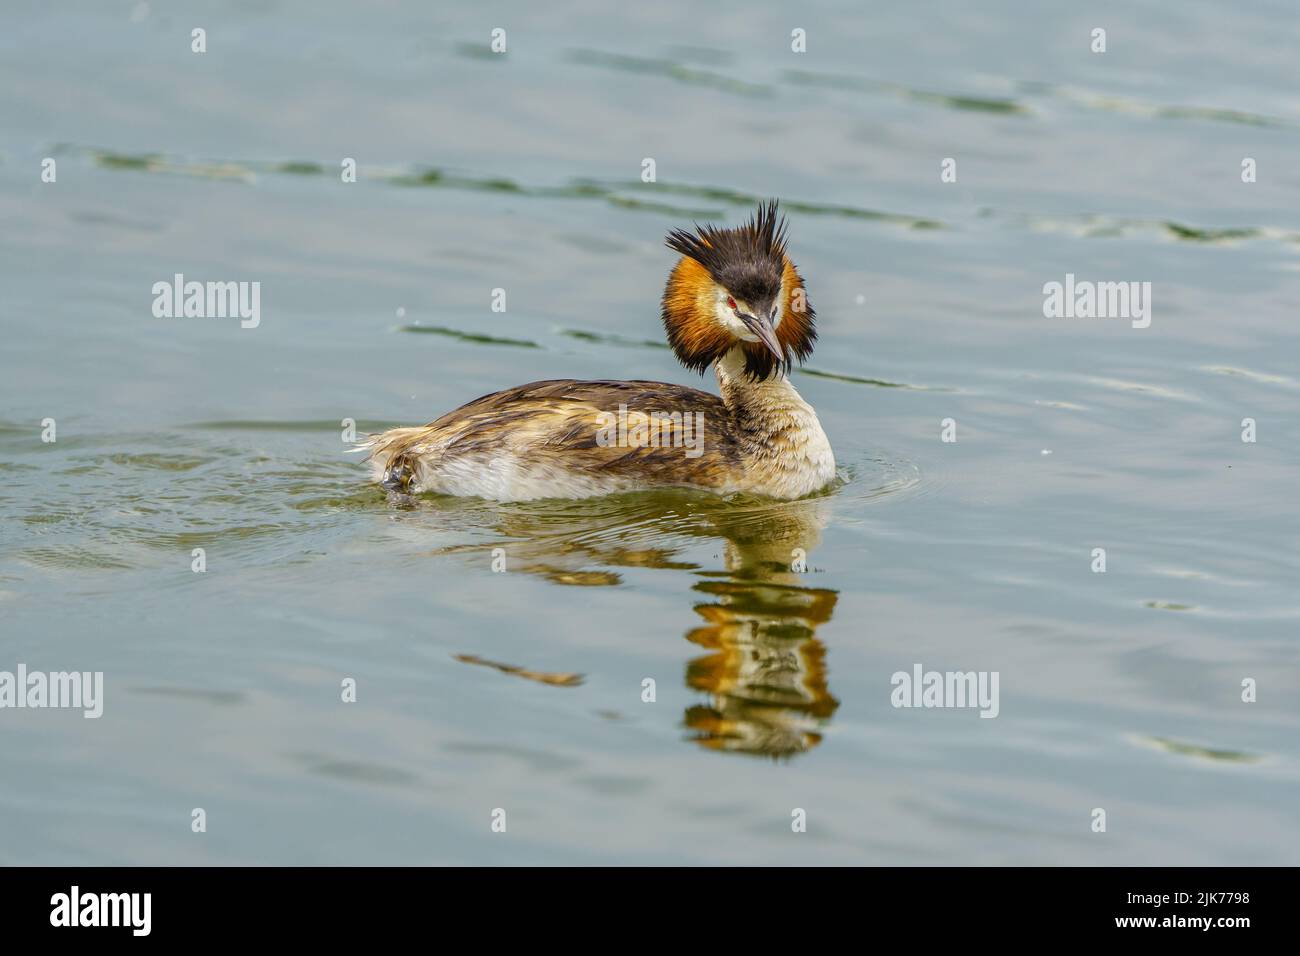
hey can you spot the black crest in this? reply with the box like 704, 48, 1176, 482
665, 200, 788, 306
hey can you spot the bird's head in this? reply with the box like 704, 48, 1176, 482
661, 200, 816, 380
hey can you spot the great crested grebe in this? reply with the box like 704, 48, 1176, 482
360, 200, 835, 501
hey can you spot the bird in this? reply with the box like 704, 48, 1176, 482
358, 200, 835, 502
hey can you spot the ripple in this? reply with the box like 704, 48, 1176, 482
784, 68, 1028, 115
91, 149, 255, 183
1144, 600, 1197, 612
272, 160, 325, 176
65, 145, 943, 229
1129, 735, 1263, 765
556, 328, 670, 350
289, 753, 422, 787
836, 454, 923, 505
1200, 365, 1300, 390
799, 367, 952, 390
567, 48, 772, 98
397, 325, 540, 348
103, 453, 209, 472
1004, 211, 1298, 246
1079, 375, 1202, 404
130, 686, 246, 705
19, 547, 135, 571
1017, 80, 1298, 130
454, 653, 585, 687
187, 419, 380, 432
453, 41, 505, 62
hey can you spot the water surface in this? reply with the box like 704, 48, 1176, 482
1, 0, 1298, 864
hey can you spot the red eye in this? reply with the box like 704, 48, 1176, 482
726, 296, 737, 310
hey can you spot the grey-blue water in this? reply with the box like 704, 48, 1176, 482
1, 0, 1297, 864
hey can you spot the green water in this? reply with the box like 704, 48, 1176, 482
1, 1, 1298, 864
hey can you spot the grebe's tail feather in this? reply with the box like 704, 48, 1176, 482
355, 427, 428, 492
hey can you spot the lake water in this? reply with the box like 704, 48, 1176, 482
2, 0, 1297, 865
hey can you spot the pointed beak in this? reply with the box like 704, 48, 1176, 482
740, 311, 784, 362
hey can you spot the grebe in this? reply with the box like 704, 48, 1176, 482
361, 200, 835, 501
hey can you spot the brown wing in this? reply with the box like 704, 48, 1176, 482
368, 379, 742, 489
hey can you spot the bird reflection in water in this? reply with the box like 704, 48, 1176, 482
425, 491, 839, 759
683, 514, 839, 758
